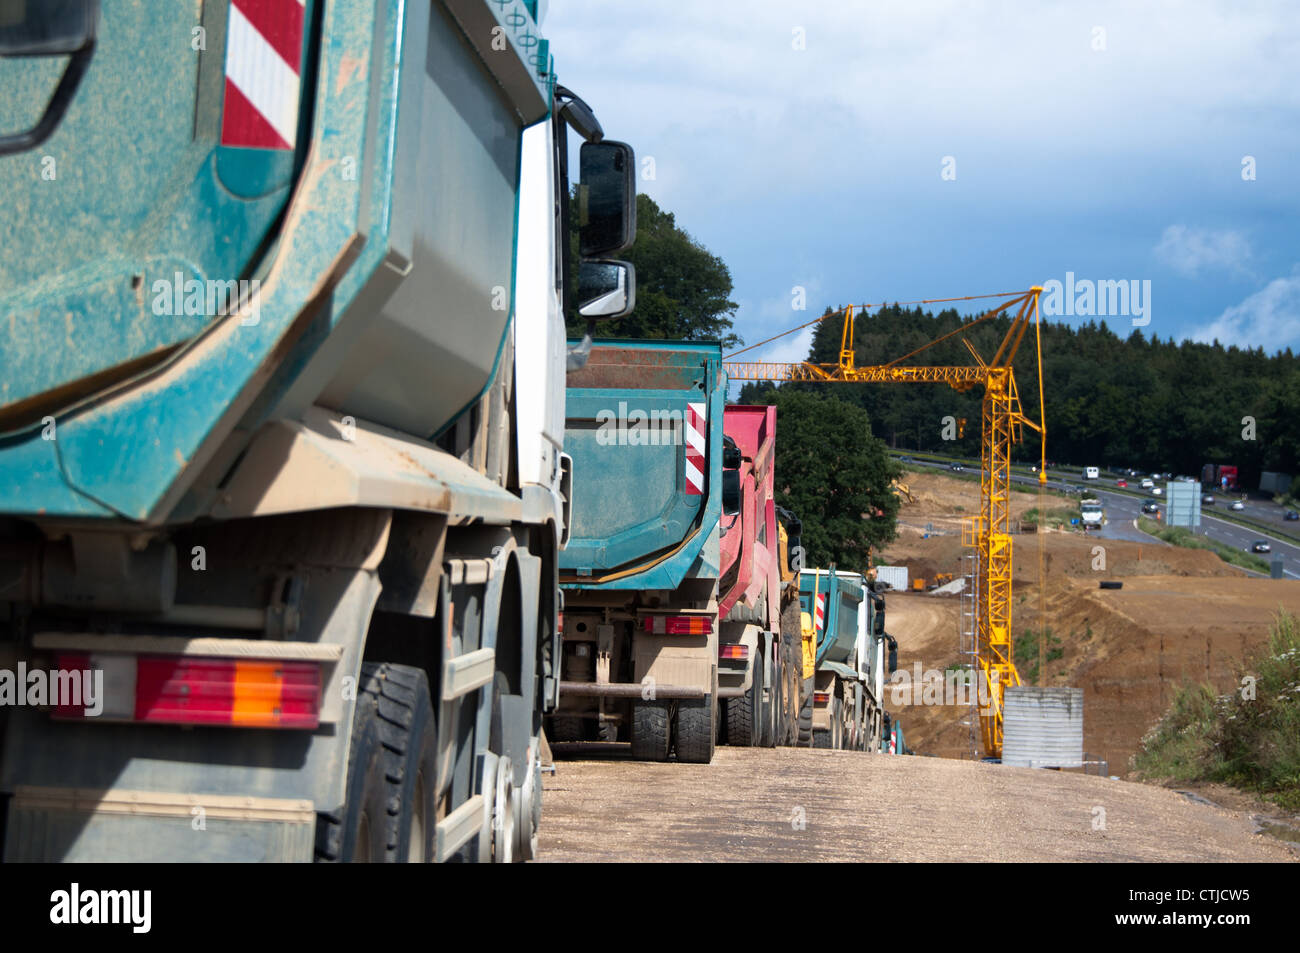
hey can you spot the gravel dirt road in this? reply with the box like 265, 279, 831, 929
539, 747, 1296, 862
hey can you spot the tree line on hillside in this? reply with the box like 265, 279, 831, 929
738, 304, 1300, 491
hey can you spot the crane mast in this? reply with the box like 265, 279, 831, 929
725, 288, 1047, 758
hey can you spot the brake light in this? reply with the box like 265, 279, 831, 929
54, 652, 321, 729
643, 615, 713, 635
719, 644, 749, 660
813, 691, 830, 704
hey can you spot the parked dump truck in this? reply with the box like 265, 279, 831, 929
714, 404, 803, 748
796, 568, 888, 750
0, 0, 636, 863
554, 341, 733, 763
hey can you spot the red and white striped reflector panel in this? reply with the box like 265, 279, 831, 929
813, 592, 826, 633
54, 652, 321, 729
220, 0, 305, 150
684, 401, 706, 495
643, 615, 713, 636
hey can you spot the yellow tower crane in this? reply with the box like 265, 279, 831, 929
725, 288, 1047, 758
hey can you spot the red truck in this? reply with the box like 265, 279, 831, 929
1201, 463, 1240, 492
717, 405, 803, 747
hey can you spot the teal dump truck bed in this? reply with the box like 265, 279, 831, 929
800, 568, 866, 669
559, 340, 725, 591
0, 0, 550, 522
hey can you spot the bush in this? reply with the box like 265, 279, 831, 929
1136, 611, 1300, 809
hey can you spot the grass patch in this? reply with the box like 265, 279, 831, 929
1137, 517, 1270, 573
1022, 506, 1078, 529
1014, 627, 1064, 683
1135, 611, 1300, 810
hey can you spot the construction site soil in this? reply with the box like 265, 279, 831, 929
881, 471, 1300, 773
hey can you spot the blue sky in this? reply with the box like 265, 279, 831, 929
544, 0, 1300, 363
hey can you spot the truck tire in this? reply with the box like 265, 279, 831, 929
813, 696, 841, 750
797, 686, 814, 747
675, 695, 717, 764
725, 671, 760, 746
548, 715, 585, 742
631, 701, 671, 761
315, 662, 436, 863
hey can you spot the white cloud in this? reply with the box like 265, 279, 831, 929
1154, 225, 1252, 276
1188, 270, 1300, 349
754, 325, 815, 366
545, 0, 1300, 209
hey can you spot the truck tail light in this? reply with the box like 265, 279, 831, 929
719, 644, 749, 660
53, 652, 321, 729
813, 691, 830, 704
643, 615, 713, 636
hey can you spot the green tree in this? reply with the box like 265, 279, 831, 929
744, 388, 900, 569
566, 193, 740, 348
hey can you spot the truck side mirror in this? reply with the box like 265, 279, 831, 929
721, 436, 742, 470
887, 636, 898, 675
578, 140, 636, 257
0, 0, 99, 157
576, 260, 635, 319
721, 469, 741, 516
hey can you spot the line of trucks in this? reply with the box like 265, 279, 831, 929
0, 0, 901, 863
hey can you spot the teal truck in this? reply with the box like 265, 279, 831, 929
797, 568, 890, 750
553, 341, 730, 763
0, 0, 635, 862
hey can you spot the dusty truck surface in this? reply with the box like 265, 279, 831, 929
797, 568, 888, 750
553, 341, 730, 763
0, 0, 636, 862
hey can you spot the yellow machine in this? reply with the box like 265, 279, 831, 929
727, 289, 1048, 758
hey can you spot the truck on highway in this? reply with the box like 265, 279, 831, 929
0, 0, 635, 863
553, 341, 729, 762
796, 568, 888, 750
1083, 466, 1100, 480
1201, 463, 1240, 492
1080, 497, 1105, 529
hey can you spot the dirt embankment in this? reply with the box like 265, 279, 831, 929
879, 471, 1300, 771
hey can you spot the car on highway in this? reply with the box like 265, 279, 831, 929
1116, 479, 1128, 487
1140, 478, 1154, 489
949, 463, 965, 472
1202, 494, 1215, 505
1141, 501, 1160, 514
1251, 540, 1271, 554
1151, 486, 1163, 496
1285, 510, 1299, 521
1230, 500, 1246, 511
